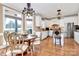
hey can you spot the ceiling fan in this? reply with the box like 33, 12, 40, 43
50, 9, 62, 20
42, 9, 62, 20
22, 3, 35, 16
57, 9, 62, 19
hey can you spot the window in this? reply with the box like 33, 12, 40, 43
17, 19, 22, 32
4, 17, 15, 32
4, 17, 22, 32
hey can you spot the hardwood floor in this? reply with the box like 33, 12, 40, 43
25, 37, 79, 56
0, 37, 79, 56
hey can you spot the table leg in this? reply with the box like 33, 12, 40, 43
28, 40, 31, 51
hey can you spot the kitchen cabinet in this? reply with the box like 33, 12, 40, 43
41, 20, 49, 28
35, 15, 41, 27
35, 31, 48, 40
49, 30, 53, 37
35, 31, 41, 40
41, 31, 48, 40
41, 20, 46, 28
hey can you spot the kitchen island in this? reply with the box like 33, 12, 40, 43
74, 31, 79, 44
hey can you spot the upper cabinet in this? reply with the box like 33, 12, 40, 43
78, 13, 79, 25
41, 20, 46, 28
35, 15, 41, 27
41, 20, 49, 28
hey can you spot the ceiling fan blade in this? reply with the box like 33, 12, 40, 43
48, 15, 63, 20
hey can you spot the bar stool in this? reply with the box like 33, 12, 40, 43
53, 30, 61, 46
55, 36, 61, 46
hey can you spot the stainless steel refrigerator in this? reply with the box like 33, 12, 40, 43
67, 23, 74, 38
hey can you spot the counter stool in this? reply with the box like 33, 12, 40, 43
55, 37, 61, 46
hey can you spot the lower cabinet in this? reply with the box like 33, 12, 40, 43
74, 31, 79, 44
49, 30, 53, 37
35, 31, 49, 40
41, 31, 48, 40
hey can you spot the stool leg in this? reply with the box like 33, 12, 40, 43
60, 39, 61, 46
55, 38, 56, 45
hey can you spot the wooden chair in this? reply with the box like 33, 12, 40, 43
0, 32, 10, 56
6, 32, 28, 56
4, 31, 10, 50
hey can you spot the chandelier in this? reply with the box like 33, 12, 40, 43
22, 3, 35, 17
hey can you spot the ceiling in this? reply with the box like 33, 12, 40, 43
3, 3, 79, 18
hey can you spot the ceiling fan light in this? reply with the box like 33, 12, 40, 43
57, 17, 61, 19
57, 9, 62, 20
57, 9, 61, 12
58, 12, 61, 15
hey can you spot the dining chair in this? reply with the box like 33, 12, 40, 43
3, 31, 10, 51
0, 31, 10, 56
0, 41, 9, 56
6, 32, 28, 56
32, 32, 41, 54
4, 31, 9, 45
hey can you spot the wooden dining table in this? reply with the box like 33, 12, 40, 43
17, 34, 37, 53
